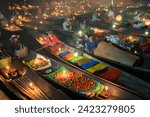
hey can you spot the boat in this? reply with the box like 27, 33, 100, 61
22, 48, 149, 100
89, 19, 150, 38
85, 27, 150, 79
30, 31, 150, 99
0, 21, 23, 40
2, 23, 23, 32
23, 51, 111, 100
52, 26, 150, 82
0, 42, 70, 100
0, 88, 10, 100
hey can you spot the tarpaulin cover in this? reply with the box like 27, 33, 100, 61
69, 56, 83, 63
81, 60, 98, 69
94, 41, 140, 67
75, 58, 91, 66
59, 51, 70, 57
63, 53, 74, 60
99, 68, 121, 81
86, 63, 108, 73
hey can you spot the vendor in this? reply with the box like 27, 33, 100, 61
2, 34, 21, 57
107, 9, 115, 22
85, 34, 98, 54
63, 18, 72, 31
46, 31, 63, 46
133, 13, 141, 22
80, 20, 87, 31
132, 14, 145, 29
9, 34, 20, 48
70, 11, 76, 21
92, 13, 101, 22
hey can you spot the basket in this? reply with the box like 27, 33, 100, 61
15, 44, 28, 58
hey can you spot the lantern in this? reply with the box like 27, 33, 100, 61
116, 15, 122, 22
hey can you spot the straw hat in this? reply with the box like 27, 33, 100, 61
9, 34, 20, 42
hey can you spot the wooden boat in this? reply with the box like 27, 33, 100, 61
2, 24, 23, 32
31, 31, 150, 99
53, 27, 150, 82
0, 42, 70, 100
0, 88, 10, 100
85, 27, 150, 80
23, 51, 111, 99
18, 15, 31, 23
22, 49, 148, 100
89, 20, 150, 38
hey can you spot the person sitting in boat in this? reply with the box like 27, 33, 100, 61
70, 11, 76, 21
9, 34, 20, 48
107, 9, 115, 22
63, 18, 72, 31
45, 31, 64, 52
46, 31, 63, 47
85, 34, 98, 54
92, 13, 101, 23
132, 13, 145, 29
80, 20, 87, 31
133, 14, 141, 22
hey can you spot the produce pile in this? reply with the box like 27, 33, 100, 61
54, 70, 96, 92
105, 35, 138, 51
27, 58, 48, 69
48, 66, 100, 93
